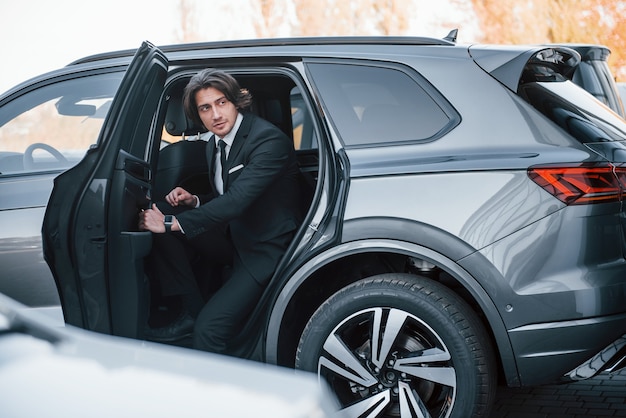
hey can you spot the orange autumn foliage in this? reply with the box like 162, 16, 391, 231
472, 0, 626, 80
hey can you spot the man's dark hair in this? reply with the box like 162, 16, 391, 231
183, 70, 253, 127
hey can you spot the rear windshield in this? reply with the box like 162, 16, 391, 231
519, 80, 626, 144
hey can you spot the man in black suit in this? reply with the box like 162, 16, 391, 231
139, 70, 301, 353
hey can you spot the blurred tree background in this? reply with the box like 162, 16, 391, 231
177, 0, 626, 81
471, 0, 626, 80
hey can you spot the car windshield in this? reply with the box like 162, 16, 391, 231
0, 72, 123, 175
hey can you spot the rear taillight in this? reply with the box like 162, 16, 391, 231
528, 163, 626, 205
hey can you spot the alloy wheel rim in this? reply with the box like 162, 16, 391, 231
317, 307, 456, 418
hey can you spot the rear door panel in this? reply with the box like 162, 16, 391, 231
43, 42, 167, 338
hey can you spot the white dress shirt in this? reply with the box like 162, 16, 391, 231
214, 112, 243, 195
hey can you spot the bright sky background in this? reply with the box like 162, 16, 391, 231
0, 0, 479, 95
0, 0, 179, 94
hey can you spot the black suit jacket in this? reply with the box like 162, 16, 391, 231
176, 112, 302, 284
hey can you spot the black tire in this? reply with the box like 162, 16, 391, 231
295, 273, 496, 418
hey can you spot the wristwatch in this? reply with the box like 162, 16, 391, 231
163, 215, 174, 233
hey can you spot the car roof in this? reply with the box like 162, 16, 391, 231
0, 36, 463, 99
0, 36, 596, 102
68, 35, 456, 66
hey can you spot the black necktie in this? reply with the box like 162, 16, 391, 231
218, 139, 227, 187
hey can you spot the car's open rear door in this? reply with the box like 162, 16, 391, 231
42, 42, 167, 339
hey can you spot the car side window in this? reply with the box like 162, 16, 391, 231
0, 72, 124, 175
306, 62, 458, 147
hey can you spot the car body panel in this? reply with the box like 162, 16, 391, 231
506, 312, 626, 386
343, 171, 560, 251
0, 292, 338, 417
0, 174, 58, 307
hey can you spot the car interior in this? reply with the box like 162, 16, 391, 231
146, 71, 320, 328
154, 73, 318, 205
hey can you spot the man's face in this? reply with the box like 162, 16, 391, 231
195, 87, 239, 137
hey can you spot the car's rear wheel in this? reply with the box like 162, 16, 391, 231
295, 273, 496, 418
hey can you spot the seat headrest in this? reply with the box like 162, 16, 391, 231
164, 94, 207, 137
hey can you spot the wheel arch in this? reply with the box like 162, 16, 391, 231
265, 217, 520, 385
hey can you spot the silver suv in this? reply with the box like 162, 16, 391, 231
3, 36, 626, 417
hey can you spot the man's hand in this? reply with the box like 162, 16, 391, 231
139, 203, 178, 233
165, 187, 197, 207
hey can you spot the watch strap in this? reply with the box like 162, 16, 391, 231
164, 215, 173, 233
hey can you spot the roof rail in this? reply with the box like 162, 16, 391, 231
68, 36, 454, 66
